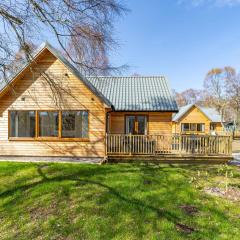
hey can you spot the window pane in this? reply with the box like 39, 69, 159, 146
126, 116, 135, 134
82, 111, 89, 138
137, 116, 147, 135
62, 111, 89, 138
39, 111, 59, 137
190, 123, 196, 131
197, 123, 205, 132
10, 111, 35, 137
182, 123, 189, 132
210, 123, 216, 131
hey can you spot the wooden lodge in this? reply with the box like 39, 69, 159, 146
172, 104, 224, 135
0, 42, 232, 163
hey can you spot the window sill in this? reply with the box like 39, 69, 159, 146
8, 137, 90, 142
181, 132, 205, 134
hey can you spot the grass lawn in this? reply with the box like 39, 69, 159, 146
0, 162, 239, 240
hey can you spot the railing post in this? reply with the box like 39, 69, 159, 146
207, 136, 210, 155
179, 134, 182, 154
229, 135, 232, 155
130, 133, 132, 156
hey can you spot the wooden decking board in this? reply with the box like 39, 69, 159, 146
107, 155, 232, 164
233, 140, 240, 153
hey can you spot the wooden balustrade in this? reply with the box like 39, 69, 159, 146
106, 134, 232, 156
233, 130, 240, 139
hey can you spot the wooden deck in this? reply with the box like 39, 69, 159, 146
106, 134, 233, 163
233, 131, 240, 139
107, 155, 233, 164
233, 139, 240, 153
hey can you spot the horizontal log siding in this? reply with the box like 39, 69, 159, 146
0, 50, 106, 157
109, 112, 173, 135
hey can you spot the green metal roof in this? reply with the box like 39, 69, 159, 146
87, 76, 178, 111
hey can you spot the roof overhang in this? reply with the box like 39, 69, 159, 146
173, 104, 212, 122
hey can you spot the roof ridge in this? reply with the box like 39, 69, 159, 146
87, 75, 166, 78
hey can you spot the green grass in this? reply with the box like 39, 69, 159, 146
0, 162, 239, 240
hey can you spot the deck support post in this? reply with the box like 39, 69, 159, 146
129, 133, 132, 156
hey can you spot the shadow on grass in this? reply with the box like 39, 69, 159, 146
0, 165, 179, 224
0, 163, 233, 239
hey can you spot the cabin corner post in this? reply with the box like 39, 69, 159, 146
105, 111, 111, 158
105, 133, 108, 157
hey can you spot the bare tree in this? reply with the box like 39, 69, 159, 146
224, 67, 240, 127
67, 24, 113, 76
131, 73, 142, 77
0, 0, 127, 85
175, 67, 240, 126
174, 90, 187, 107
7, 42, 38, 76
174, 88, 205, 107
204, 68, 228, 122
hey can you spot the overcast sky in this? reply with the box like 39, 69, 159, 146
109, 0, 240, 91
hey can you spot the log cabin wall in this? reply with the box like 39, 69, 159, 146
0, 49, 107, 158
109, 112, 173, 135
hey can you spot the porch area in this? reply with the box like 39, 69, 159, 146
106, 134, 233, 163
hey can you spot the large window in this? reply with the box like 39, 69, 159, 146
10, 111, 35, 138
39, 111, 59, 137
62, 111, 88, 138
181, 123, 205, 133
125, 115, 147, 135
9, 110, 89, 140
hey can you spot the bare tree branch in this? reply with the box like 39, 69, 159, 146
0, 0, 127, 89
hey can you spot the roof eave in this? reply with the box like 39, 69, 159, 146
112, 109, 179, 112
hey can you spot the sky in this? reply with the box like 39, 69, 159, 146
109, 0, 240, 91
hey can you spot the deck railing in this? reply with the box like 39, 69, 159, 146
233, 130, 240, 139
106, 134, 232, 156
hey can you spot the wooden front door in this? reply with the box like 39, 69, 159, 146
125, 115, 147, 135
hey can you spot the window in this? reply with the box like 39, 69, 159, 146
190, 123, 196, 132
126, 116, 135, 134
62, 111, 88, 138
181, 123, 190, 132
210, 123, 217, 131
181, 123, 205, 133
39, 111, 59, 137
197, 123, 205, 132
125, 115, 147, 135
9, 110, 89, 140
10, 111, 35, 138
